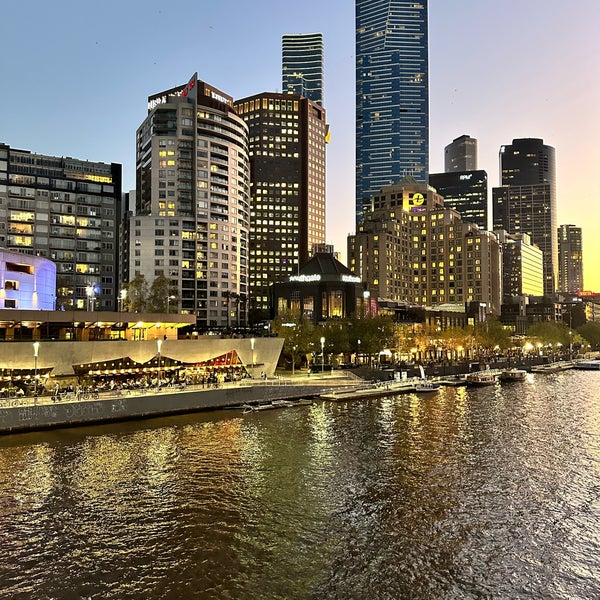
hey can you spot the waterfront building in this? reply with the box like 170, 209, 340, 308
348, 179, 502, 314
558, 224, 583, 293
355, 0, 429, 225
0, 143, 122, 310
282, 33, 324, 105
429, 170, 488, 230
494, 230, 544, 299
0, 248, 56, 310
133, 74, 251, 331
492, 138, 558, 295
444, 134, 478, 172
233, 93, 327, 321
271, 250, 364, 324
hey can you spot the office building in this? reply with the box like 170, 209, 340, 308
356, 0, 429, 225
0, 143, 122, 310
495, 230, 544, 299
429, 170, 488, 230
134, 74, 251, 330
492, 138, 557, 295
234, 93, 327, 321
444, 134, 478, 172
348, 180, 501, 314
558, 224, 583, 293
282, 33, 324, 105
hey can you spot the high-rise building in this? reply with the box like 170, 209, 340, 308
444, 134, 478, 172
133, 74, 251, 330
348, 180, 501, 314
428, 170, 488, 230
234, 93, 327, 321
492, 138, 557, 295
494, 230, 544, 299
282, 33, 324, 105
0, 142, 122, 311
558, 224, 583, 293
355, 0, 429, 225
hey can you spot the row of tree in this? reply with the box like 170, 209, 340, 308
270, 312, 600, 369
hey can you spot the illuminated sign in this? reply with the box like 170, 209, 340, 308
289, 274, 321, 282
403, 192, 426, 211
147, 73, 197, 111
342, 275, 362, 283
459, 173, 473, 180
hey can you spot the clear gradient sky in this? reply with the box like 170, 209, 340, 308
1, 1, 598, 290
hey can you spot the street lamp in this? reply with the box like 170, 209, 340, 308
166, 295, 176, 314
569, 331, 573, 358
33, 342, 40, 404
292, 345, 297, 377
250, 337, 255, 366
86, 283, 95, 311
156, 338, 162, 383
119, 289, 127, 312
357, 339, 361, 365
320, 336, 325, 373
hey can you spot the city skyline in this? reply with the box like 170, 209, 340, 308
1, 0, 598, 290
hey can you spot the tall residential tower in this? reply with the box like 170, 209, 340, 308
356, 0, 429, 225
282, 33, 324, 105
558, 224, 583, 293
133, 74, 251, 330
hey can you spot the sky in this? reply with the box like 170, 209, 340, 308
1, 1, 599, 290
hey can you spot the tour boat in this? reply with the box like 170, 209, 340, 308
498, 368, 527, 382
466, 371, 498, 387
414, 380, 441, 393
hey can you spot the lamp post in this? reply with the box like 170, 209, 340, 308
119, 289, 127, 312
166, 295, 176, 314
250, 337, 255, 366
292, 345, 297, 378
357, 339, 361, 365
86, 283, 95, 312
320, 336, 325, 374
33, 342, 40, 404
156, 338, 162, 384
569, 330, 573, 359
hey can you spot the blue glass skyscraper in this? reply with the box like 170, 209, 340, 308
356, 0, 429, 225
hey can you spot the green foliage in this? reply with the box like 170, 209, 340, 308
474, 316, 512, 349
125, 274, 148, 313
146, 275, 179, 313
576, 322, 600, 349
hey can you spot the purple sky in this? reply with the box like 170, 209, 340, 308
1, 0, 598, 289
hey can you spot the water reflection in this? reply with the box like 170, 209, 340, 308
0, 372, 599, 599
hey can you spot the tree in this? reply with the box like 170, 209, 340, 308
271, 312, 315, 369
146, 275, 179, 313
348, 314, 396, 366
125, 274, 149, 313
577, 322, 600, 350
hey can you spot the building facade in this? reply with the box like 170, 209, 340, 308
444, 134, 478, 172
0, 143, 122, 310
348, 181, 501, 314
558, 224, 583, 293
428, 170, 488, 230
282, 33, 324, 105
133, 74, 251, 330
495, 230, 544, 299
355, 0, 429, 225
492, 138, 557, 295
233, 93, 327, 321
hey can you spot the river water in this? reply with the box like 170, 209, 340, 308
0, 370, 599, 599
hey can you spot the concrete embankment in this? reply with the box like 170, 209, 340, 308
0, 380, 331, 435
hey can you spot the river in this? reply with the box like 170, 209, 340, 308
0, 370, 599, 599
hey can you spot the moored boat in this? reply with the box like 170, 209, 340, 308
466, 371, 498, 387
414, 380, 441, 393
574, 358, 600, 370
499, 368, 527, 382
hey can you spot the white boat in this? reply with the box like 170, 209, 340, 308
414, 380, 441, 393
499, 368, 527, 382
574, 359, 600, 370
242, 400, 293, 414
466, 371, 498, 387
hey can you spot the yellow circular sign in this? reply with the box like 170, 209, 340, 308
412, 193, 425, 205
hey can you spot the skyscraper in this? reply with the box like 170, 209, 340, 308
282, 33, 324, 105
492, 138, 557, 295
234, 93, 327, 321
444, 134, 478, 172
356, 0, 429, 225
428, 170, 488, 230
134, 74, 251, 330
558, 224, 583, 293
